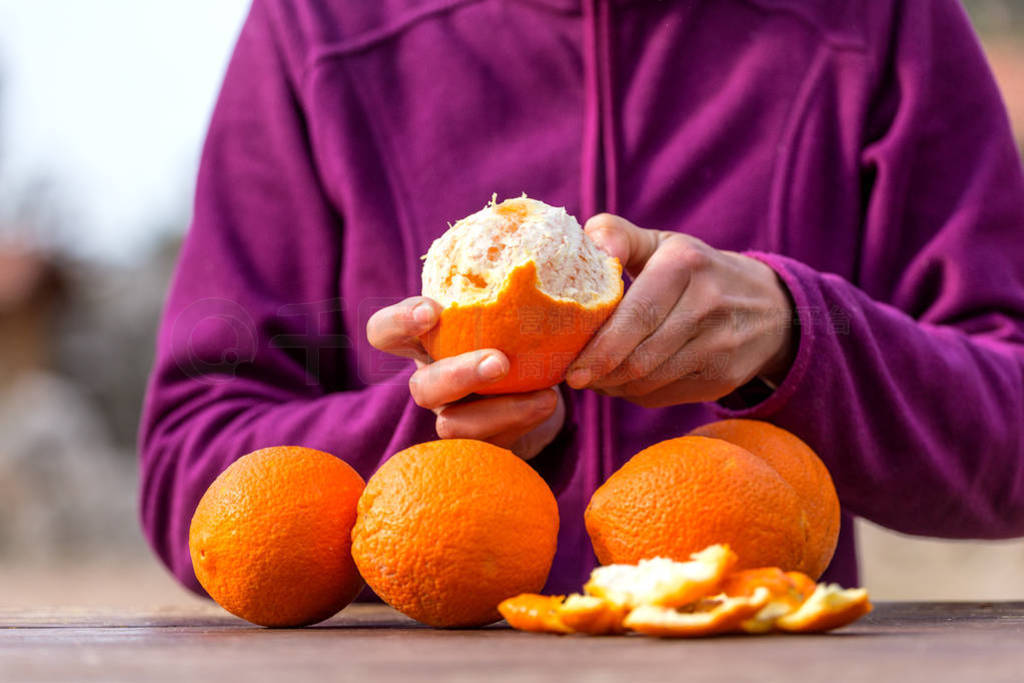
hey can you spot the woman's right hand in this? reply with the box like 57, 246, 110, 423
366, 297, 565, 460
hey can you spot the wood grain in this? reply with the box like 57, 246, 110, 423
2, 603, 1024, 682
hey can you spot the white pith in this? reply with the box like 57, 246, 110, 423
422, 195, 620, 308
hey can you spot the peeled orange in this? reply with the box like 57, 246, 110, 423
420, 195, 623, 393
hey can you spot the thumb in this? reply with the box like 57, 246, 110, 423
583, 213, 672, 277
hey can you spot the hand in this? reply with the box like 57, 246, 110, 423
366, 297, 565, 459
565, 214, 796, 408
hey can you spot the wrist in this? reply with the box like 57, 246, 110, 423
757, 274, 798, 387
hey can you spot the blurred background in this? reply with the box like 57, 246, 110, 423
0, 0, 1022, 609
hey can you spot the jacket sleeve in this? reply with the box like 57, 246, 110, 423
715, 0, 1024, 539
137, 1, 440, 594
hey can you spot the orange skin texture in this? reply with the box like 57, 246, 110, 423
421, 260, 623, 394
498, 595, 572, 634
689, 419, 841, 579
498, 594, 628, 635
723, 567, 817, 604
351, 439, 560, 628
723, 567, 871, 633
585, 436, 809, 572
189, 447, 365, 628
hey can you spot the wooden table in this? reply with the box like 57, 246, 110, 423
2, 602, 1023, 682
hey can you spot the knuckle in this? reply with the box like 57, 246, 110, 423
699, 281, 726, 313
623, 294, 660, 330
719, 335, 742, 356
621, 353, 652, 379
674, 353, 702, 380
673, 239, 713, 272
436, 357, 469, 389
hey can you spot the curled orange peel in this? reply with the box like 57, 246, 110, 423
623, 587, 771, 637
500, 545, 871, 638
774, 583, 873, 633
722, 567, 817, 633
557, 594, 629, 635
498, 593, 627, 635
583, 544, 737, 609
497, 594, 572, 634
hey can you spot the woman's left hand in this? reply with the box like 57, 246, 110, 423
565, 213, 796, 407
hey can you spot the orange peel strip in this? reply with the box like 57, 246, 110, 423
557, 594, 628, 635
774, 584, 873, 633
722, 567, 819, 634
584, 544, 738, 609
623, 587, 771, 638
500, 593, 628, 635
498, 594, 571, 634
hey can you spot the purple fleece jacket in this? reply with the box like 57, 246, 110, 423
140, 0, 1024, 597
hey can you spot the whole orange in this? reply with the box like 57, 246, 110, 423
351, 439, 560, 627
688, 419, 840, 579
420, 196, 622, 394
189, 446, 365, 627
585, 436, 808, 572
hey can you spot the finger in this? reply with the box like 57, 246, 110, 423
590, 273, 717, 388
494, 390, 566, 458
366, 297, 441, 361
599, 337, 735, 406
488, 423, 549, 451
408, 349, 509, 409
567, 235, 707, 388
589, 322, 694, 389
583, 213, 675, 277
434, 389, 558, 441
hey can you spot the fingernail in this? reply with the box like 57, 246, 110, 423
567, 368, 591, 388
477, 354, 506, 381
413, 303, 435, 325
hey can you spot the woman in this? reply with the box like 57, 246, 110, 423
140, 0, 1024, 596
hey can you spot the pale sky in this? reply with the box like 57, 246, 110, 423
0, 0, 252, 263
